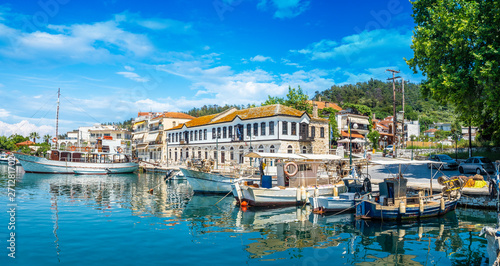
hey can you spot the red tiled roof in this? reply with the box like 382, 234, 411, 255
152, 112, 195, 120
308, 100, 342, 111
16, 140, 35, 146
341, 131, 364, 139
167, 104, 307, 130
424, 128, 438, 133
138, 112, 151, 117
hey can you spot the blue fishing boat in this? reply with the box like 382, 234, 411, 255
355, 168, 463, 221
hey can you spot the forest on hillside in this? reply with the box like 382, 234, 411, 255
313, 79, 456, 130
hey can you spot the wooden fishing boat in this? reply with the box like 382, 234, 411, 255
355, 160, 463, 221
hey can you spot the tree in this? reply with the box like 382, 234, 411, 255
43, 134, 51, 144
29, 132, 40, 143
406, 0, 500, 145
367, 130, 380, 150
262, 86, 312, 113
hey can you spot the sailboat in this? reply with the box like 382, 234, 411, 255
14, 89, 138, 175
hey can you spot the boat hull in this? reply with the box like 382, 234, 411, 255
235, 184, 345, 207
355, 198, 459, 221
14, 153, 138, 175
309, 196, 355, 212
180, 168, 235, 193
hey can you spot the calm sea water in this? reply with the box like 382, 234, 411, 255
0, 164, 497, 265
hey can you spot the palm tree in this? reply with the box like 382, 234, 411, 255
29, 132, 40, 143
43, 134, 51, 144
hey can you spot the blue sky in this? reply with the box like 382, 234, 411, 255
0, 0, 421, 137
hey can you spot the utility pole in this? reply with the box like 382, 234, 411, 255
55, 88, 60, 150
387, 69, 401, 157
401, 78, 405, 148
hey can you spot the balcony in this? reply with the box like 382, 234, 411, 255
149, 141, 163, 145
149, 125, 163, 132
299, 135, 314, 142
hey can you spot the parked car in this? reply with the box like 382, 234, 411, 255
427, 154, 459, 170
384, 145, 393, 153
458, 156, 495, 175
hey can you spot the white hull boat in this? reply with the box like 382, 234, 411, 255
180, 168, 238, 193
14, 153, 138, 175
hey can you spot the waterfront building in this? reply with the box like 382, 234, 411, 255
165, 104, 329, 166
57, 124, 131, 151
132, 112, 194, 163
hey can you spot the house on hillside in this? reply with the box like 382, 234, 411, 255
423, 128, 438, 138
165, 104, 329, 166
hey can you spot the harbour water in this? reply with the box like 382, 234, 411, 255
1, 164, 497, 265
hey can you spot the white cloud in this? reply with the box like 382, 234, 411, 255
0, 20, 154, 63
114, 11, 194, 34
116, 71, 150, 82
257, 0, 310, 19
0, 108, 10, 117
0, 120, 54, 137
281, 58, 302, 67
250, 55, 274, 62
124, 66, 134, 71
291, 29, 412, 66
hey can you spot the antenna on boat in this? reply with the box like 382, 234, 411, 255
55, 88, 60, 150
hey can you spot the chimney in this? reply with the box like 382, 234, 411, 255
312, 104, 318, 118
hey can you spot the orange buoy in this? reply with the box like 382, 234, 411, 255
70, 146, 76, 151
241, 201, 248, 207
84, 147, 90, 152
241, 206, 247, 212
52, 137, 58, 143
149, 188, 154, 194
117, 147, 123, 153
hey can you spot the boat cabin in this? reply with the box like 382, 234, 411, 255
49, 137, 131, 163
378, 178, 408, 206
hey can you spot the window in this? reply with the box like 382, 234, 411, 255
302, 146, 307, 153
311, 126, 316, 138
320, 127, 325, 138
212, 128, 216, 139
253, 123, 258, 136
104, 133, 111, 136
291, 122, 297, 135
167, 134, 171, 142
176, 133, 178, 142
287, 145, 293, 154
223, 127, 227, 138
173, 121, 176, 127
217, 127, 221, 138
247, 124, 251, 136
269, 122, 274, 135
282, 121, 288, 135
270, 145, 275, 153
199, 130, 202, 140
204, 129, 207, 140
261, 122, 266, 136
230, 147, 234, 160
194, 130, 197, 141
229, 126, 233, 138
190, 131, 193, 141
258, 145, 264, 152
117, 134, 122, 139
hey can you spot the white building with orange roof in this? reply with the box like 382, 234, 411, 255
164, 104, 329, 166
132, 111, 195, 163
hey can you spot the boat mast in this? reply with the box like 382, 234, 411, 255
55, 88, 60, 150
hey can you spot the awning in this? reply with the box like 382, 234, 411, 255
341, 131, 364, 139
136, 143, 148, 149
245, 152, 304, 160
349, 117, 370, 125
132, 133, 144, 140
299, 154, 342, 160
133, 121, 146, 126
144, 132, 159, 142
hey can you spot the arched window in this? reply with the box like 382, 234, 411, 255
253, 123, 258, 136
247, 124, 251, 136
194, 130, 197, 141
212, 128, 216, 139
190, 131, 193, 141
258, 145, 264, 152
223, 127, 227, 138
229, 126, 233, 139
287, 145, 293, 154
199, 130, 202, 140
261, 122, 266, 136
302, 146, 307, 154
230, 147, 234, 160
270, 145, 275, 153
204, 129, 207, 140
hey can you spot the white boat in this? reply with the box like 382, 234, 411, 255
15, 148, 138, 175
13, 89, 138, 175
180, 167, 238, 193
232, 152, 345, 207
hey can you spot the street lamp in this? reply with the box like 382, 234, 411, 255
349, 118, 358, 169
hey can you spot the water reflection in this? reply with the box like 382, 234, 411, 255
1, 168, 496, 265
